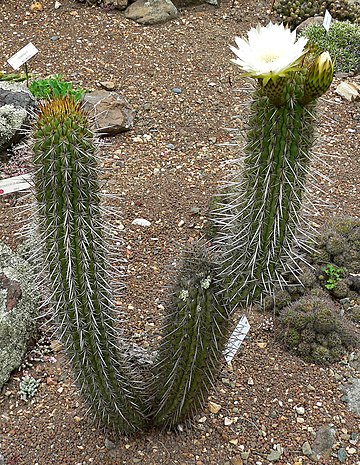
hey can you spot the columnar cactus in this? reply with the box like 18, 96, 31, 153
215, 23, 333, 307
32, 97, 147, 433
31, 97, 229, 434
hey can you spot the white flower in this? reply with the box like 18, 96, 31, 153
230, 22, 308, 84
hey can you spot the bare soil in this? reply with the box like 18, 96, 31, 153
0, 1, 359, 464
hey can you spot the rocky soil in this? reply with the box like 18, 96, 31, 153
0, 0, 359, 464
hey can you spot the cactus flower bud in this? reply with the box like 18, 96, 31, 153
301, 51, 334, 105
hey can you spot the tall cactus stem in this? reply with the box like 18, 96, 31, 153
32, 97, 147, 433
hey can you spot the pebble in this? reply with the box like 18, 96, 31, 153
347, 447, 356, 454
240, 451, 250, 460
295, 406, 305, 415
131, 218, 151, 227
302, 441, 312, 456
337, 448, 347, 462
0, 453, 5, 465
105, 438, 116, 450
171, 87, 182, 95
166, 143, 175, 150
208, 401, 221, 414
230, 457, 243, 465
51, 35, 60, 41
247, 377, 254, 385
266, 449, 282, 461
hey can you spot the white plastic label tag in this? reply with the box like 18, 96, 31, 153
7, 43, 38, 70
0, 173, 31, 195
323, 10, 332, 32
224, 315, 250, 364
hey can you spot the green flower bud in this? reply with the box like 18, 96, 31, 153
301, 52, 334, 105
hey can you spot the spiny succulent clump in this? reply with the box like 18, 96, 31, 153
302, 21, 360, 74
273, 0, 360, 29
18, 375, 39, 401
278, 294, 359, 364
265, 217, 360, 315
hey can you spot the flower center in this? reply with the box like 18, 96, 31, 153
260, 52, 280, 63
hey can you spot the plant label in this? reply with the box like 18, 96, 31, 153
223, 315, 250, 364
0, 173, 31, 195
323, 10, 332, 32
7, 43, 38, 70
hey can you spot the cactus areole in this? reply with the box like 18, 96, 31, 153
216, 23, 334, 306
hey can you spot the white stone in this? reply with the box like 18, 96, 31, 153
131, 218, 151, 227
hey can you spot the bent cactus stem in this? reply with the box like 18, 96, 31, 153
32, 97, 147, 433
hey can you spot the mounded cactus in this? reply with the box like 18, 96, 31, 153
215, 23, 334, 307
278, 294, 359, 364
273, 0, 360, 29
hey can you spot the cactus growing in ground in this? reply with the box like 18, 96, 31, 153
151, 244, 229, 427
31, 96, 229, 434
273, 0, 360, 29
32, 97, 147, 433
215, 23, 334, 307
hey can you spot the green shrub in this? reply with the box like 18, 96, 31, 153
29, 75, 86, 101
302, 22, 360, 74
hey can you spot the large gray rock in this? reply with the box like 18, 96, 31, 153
311, 425, 337, 461
83, 90, 135, 136
124, 0, 178, 25
0, 242, 39, 391
0, 82, 36, 152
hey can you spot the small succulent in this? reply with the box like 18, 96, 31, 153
18, 375, 39, 401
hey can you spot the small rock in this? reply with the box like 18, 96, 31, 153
208, 401, 222, 414
247, 377, 254, 385
224, 417, 233, 426
302, 441, 312, 456
0, 453, 6, 465
347, 447, 357, 455
105, 438, 116, 450
240, 451, 250, 460
50, 35, 59, 41
54, 1, 61, 8
171, 87, 182, 95
131, 218, 151, 227
229, 438, 239, 445
311, 425, 337, 461
74, 415, 82, 423
295, 406, 305, 415
266, 449, 282, 461
337, 448, 347, 462
166, 143, 175, 150
335, 81, 359, 101
231, 457, 243, 465
350, 432, 358, 444
30, 2, 43, 11
99, 81, 116, 91
198, 416, 207, 423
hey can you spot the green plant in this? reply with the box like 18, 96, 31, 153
214, 23, 333, 306
29, 75, 85, 101
273, 0, 360, 29
302, 22, 360, 74
31, 96, 229, 434
278, 295, 359, 364
321, 263, 345, 290
0, 71, 28, 82
18, 375, 39, 401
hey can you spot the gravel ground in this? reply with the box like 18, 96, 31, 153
0, 0, 359, 464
